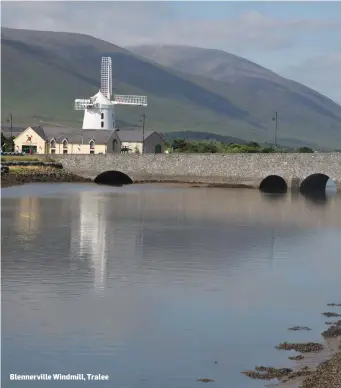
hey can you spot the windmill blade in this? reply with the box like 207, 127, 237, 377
112, 95, 147, 106
74, 99, 94, 110
100, 57, 112, 100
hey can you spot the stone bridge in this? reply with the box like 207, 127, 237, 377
55, 153, 341, 193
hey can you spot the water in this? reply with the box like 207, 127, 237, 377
1, 183, 341, 388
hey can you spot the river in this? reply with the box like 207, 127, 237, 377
1, 183, 341, 388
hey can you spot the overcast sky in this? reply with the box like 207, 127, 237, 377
2, 1, 341, 104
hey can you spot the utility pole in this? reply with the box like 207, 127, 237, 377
6, 113, 13, 151
10, 113, 13, 140
272, 111, 278, 149
141, 113, 146, 154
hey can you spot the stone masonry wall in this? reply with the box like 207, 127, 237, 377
54, 153, 341, 190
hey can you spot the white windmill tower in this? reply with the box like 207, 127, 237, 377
74, 56, 147, 130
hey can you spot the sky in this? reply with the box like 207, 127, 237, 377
1, 1, 341, 104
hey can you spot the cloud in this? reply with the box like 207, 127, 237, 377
1, 2, 340, 102
1, 2, 340, 53
282, 53, 341, 104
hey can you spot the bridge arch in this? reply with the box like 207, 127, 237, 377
94, 170, 133, 186
259, 175, 288, 193
300, 173, 334, 194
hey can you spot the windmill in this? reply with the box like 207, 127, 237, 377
74, 57, 147, 130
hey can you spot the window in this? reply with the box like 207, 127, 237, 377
50, 139, 56, 154
101, 121, 104, 128
62, 139, 68, 154
101, 113, 104, 120
112, 139, 118, 151
89, 140, 95, 154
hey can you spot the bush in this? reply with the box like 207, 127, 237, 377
297, 147, 314, 153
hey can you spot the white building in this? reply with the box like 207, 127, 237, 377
13, 126, 165, 155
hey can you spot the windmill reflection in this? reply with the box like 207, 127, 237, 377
71, 192, 108, 293
15, 196, 40, 241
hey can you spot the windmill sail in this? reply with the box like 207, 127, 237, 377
112, 95, 147, 106
100, 57, 112, 100
74, 56, 147, 130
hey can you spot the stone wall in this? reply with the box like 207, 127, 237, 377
54, 153, 341, 191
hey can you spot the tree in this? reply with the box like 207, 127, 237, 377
172, 139, 188, 152
1, 132, 6, 148
297, 147, 314, 153
1, 132, 14, 152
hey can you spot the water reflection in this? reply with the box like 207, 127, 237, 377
15, 197, 41, 240
1, 183, 341, 388
303, 191, 328, 205
71, 192, 108, 293
260, 192, 287, 202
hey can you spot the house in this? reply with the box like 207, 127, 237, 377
50, 130, 118, 154
13, 126, 165, 155
114, 130, 165, 154
13, 126, 49, 154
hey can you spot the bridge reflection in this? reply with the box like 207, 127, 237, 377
260, 174, 337, 194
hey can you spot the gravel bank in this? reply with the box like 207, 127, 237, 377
1, 168, 92, 188
244, 303, 341, 388
300, 351, 341, 388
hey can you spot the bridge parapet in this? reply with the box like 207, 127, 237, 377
54, 153, 341, 192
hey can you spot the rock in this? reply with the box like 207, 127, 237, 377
242, 366, 293, 380
196, 378, 215, 383
288, 354, 304, 360
287, 368, 313, 380
288, 326, 311, 331
276, 342, 324, 353
322, 320, 341, 338
322, 312, 341, 318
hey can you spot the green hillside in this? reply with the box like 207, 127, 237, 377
1, 27, 341, 148
130, 45, 341, 148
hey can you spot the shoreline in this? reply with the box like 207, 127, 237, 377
267, 337, 341, 388
1, 171, 257, 190
134, 180, 255, 189
243, 307, 341, 388
1, 171, 92, 188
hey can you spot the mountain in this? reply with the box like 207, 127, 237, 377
129, 45, 341, 148
1, 27, 341, 149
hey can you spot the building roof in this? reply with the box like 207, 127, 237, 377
30, 126, 47, 141
53, 129, 115, 144
90, 90, 112, 106
1, 125, 48, 140
116, 130, 158, 142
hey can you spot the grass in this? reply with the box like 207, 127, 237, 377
6, 166, 58, 174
